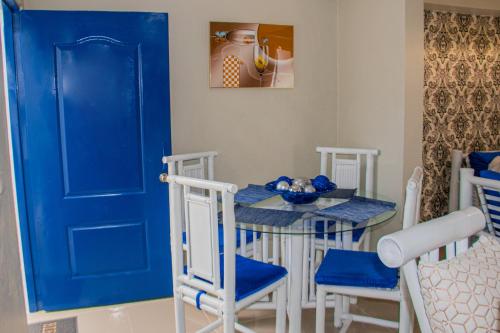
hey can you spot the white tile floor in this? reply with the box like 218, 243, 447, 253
28, 297, 411, 333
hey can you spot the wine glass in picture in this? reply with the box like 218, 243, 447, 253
253, 38, 269, 87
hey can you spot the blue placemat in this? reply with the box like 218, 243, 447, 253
233, 205, 305, 227
315, 196, 396, 224
235, 184, 276, 205
320, 188, 356, 199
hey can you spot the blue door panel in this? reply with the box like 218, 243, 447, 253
55, 37, 144, 196
14, 10, 172, 310
68, 221, 148, 277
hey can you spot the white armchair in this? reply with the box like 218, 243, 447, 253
377, 207, 488, 333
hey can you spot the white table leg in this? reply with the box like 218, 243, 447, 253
288, 232, 304, 333
334, 222, 343, 327
342, 225, 353, 314
342, 227, 353, 250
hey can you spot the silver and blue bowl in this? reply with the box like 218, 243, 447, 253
265, 175, 336, 204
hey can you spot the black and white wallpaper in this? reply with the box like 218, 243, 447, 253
423, 10, 500, 220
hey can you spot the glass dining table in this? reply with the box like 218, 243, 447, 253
233, 191, 397, 333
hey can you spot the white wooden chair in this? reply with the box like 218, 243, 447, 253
449, 149, 499, 212
377, 207, 487, 333
315, 166, 423, 333
314, 147, 380, 252
162, 151, 258, 255
459, 167, 500, 238
301, 147, 380, 308
166, 174, 287, 333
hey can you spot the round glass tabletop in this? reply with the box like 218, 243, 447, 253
234, 192, 398, 235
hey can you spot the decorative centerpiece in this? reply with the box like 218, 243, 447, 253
265, 175, 336, 204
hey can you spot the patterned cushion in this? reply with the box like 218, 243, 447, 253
418, 235, 500, 332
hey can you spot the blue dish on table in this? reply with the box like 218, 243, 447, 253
265, 179, 336, 204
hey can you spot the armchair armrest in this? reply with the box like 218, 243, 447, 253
377, 207, 485, 268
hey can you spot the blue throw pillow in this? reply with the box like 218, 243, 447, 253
469, 151, 500, 176
479, 170, 500, 181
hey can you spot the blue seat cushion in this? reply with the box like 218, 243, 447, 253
230, 254, 287, 301
182, 224, 257, 253
188, 254, 287, 301
469, 151, 500, 176
315, 249, 398, 289
314, 220, 365, 242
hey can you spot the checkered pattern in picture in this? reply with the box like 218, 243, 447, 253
223, 55, 240, 88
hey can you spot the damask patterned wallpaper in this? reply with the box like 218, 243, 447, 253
423, 10, 500, 220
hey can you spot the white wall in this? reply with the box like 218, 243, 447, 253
23, 0, 338, 187
337, 0, 424, 240
337, 0, 406, 232
0, 5, 28, 330
404, 0, 424, 187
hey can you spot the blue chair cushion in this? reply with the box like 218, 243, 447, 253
469, 151, 500, 176
182, 224, 257, 253
230, 254, 287, 301
315, 249, 398, 289
314, 220, 365, 242
187, 254, 287, 301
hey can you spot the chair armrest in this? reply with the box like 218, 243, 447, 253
162, 151, 218, 164
461, 169, 500, 188
377, 207, 485, 268
167, 175, 238, 193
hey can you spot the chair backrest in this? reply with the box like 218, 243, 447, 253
163, 151, 218, 180
316, 147, 379, 194
460, 168, 500, 238
167, 174, 237, 300
377, 207, 486, 333
402, 166, 424, 230
449, 149, 466, 212
163, 151, 218, 222
449, 149, 500, 212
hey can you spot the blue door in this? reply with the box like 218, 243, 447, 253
13, 10, 172, 311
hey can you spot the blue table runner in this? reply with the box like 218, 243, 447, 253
320, 188, 356, 199
235, 184, 277, 205
233, 205, 305, 227
315, 196, 396, 224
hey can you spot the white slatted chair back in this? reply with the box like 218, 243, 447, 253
377, 207, 486, 333
162, 151, 217, 180
396, 167, 424, 332
168, 174, 237, 298
402, 167, 423, 230
449, 149, 499, 213
460, 168, 500, 239
184, 188, 221, 288
317, 147, 379, 194
448, 149, 466, 212
163, 152, 217, 232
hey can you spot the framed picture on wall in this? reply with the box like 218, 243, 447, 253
210, 22, 294, 88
